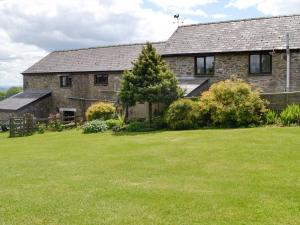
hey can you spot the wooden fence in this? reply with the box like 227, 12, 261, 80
1, 112, 80, 137
9, 114, 35, 138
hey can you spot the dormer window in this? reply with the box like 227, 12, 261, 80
60, 75, 72, 88
95, 74, 108, 86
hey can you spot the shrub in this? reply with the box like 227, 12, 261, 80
199, 77, 267, 127
83, 120, 108, 134
110, 114, 126, 133
151, 116, 167, 130
280, 104, 300, 125
125, 121, 153, 132
36, 123, 46, 134
86, 102, 116, 121
48, 113, 63, 132
105, 119, 122, 129
165, 99, 199, 130
265, 110, 278, 125
112, 125, 126, 133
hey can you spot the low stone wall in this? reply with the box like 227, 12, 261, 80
261, 91, 300, 111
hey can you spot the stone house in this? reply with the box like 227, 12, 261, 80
0, 15, 300, 120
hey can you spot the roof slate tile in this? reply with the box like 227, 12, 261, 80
23, 15, 300, 74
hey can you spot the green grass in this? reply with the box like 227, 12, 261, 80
0, 127, 299, 225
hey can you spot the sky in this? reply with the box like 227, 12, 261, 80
0, 0, 300, 86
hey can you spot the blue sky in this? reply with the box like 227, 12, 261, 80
143, 0, 263, 22
0, 0, 299, 86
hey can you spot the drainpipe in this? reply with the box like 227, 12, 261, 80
286, 33, 291, 92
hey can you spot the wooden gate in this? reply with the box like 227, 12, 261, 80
9, 114, 35, 138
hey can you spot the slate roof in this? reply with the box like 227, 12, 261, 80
0, 90, 51, 111
23, 42, 166, 74
164, 14, 300, 55
22, 15, 300, 74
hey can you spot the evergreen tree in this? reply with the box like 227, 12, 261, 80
119, 43, 182, 122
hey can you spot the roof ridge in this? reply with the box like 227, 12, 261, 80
179, 14, 300, 28
53, 41, 166, 53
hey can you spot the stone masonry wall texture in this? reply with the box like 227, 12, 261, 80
20, 51, 300, 118
23, 72, 121, 117
163, 52, 300, 93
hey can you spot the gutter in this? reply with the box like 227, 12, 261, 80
286, 33, 291, 92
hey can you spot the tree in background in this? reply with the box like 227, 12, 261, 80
0, 92, 5, 100
118, 70, 136, 119
119, 43, 182, 122
0, 87, 22, 101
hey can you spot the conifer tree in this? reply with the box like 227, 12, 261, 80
119, 43, 182, 122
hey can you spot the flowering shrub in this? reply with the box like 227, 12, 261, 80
83, 120, 108, 134
199, 77, 267, 127
86, 102, 116, 121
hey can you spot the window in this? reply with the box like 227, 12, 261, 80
195, 56, 215, 75
59, 108, 76, 122
60, 75, 72, 88
249, 53, 272, 74
94, 74, 108, 86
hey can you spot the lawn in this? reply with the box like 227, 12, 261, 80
0, 127, 299, 225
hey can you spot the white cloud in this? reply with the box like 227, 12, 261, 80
227, 0, 300, 15
149, 0, 217, 10
0, 29, 47, 86
148, 0, 216, 16
212, 14, 228, 19
0, 0, 178, 50
0, 0, 180, 86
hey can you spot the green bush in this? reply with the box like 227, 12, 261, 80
265, 110, 278, 125
0, 86, 22, 101
83, 120, 108, 134
165, 99, 199, 130
112, 125, 126, 133
36, 123, 46, 134
280, 104, 300, 126
199, 77, 267, 127
105, 119, 122, 129
86, 102, 116, 121
125, 121, 153, 132
48, 114, 63, 132
151, 116, 167, 130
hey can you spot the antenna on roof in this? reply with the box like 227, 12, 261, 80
173, 14, 184, 27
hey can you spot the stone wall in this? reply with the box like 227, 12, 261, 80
23, 72, 122, 117
261, 91, 300, 111
20, 51, 300, 119
163, 51, 300, 93
0, 111, 11, 121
